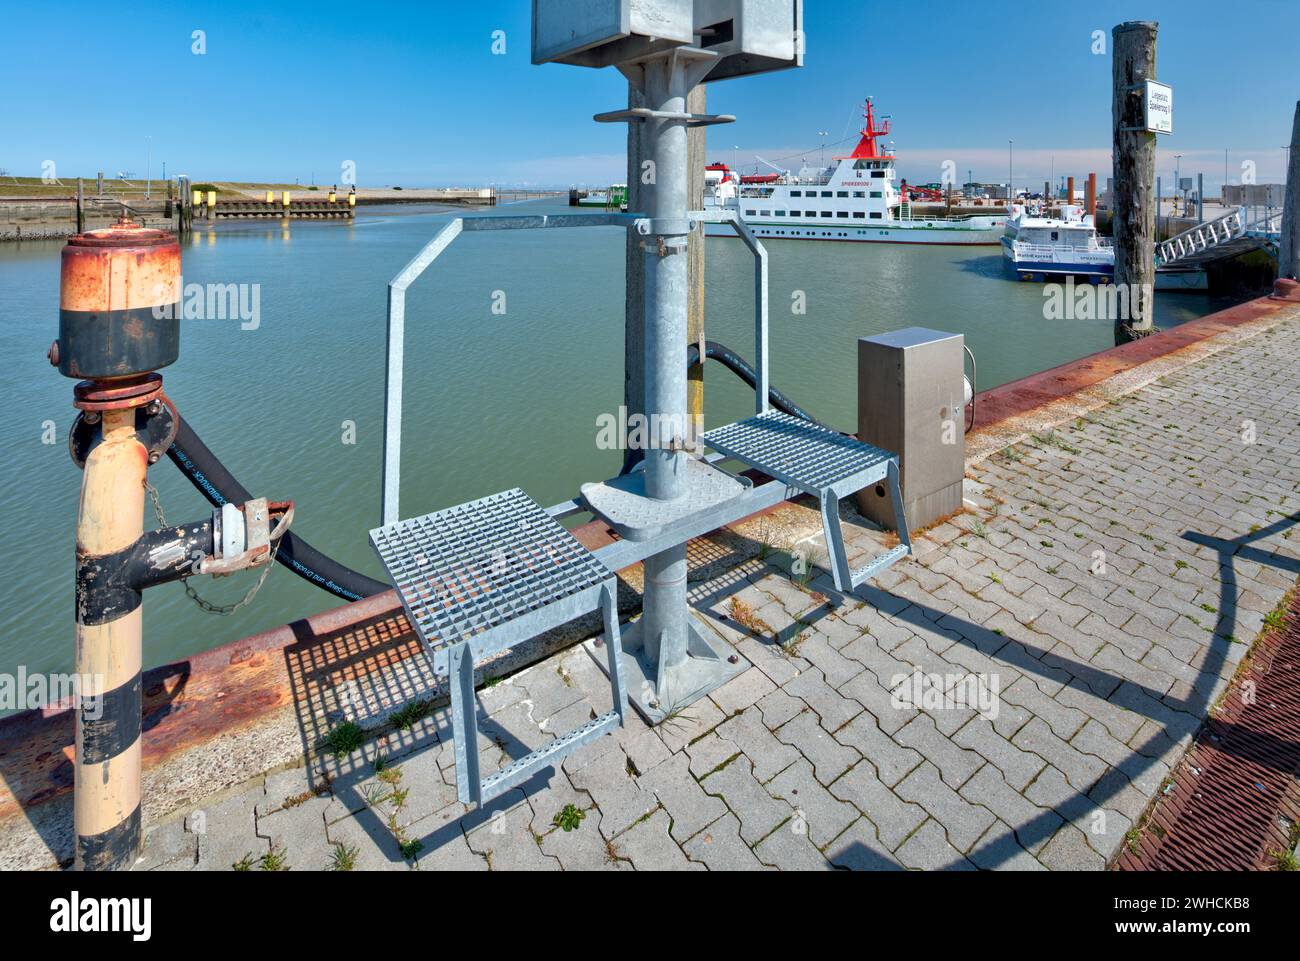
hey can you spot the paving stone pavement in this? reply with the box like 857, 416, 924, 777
137, 318, 1300, 871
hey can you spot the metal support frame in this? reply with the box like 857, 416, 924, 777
382, 212, 639, 528
701, 210, 770, 415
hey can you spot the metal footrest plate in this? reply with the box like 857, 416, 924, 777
850, 544, 911, 588
479, 709, 622, 804
580, 457, 748, 542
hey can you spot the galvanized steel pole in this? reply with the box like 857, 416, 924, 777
639, 54, 693, 682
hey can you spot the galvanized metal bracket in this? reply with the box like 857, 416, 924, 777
593, 107, 736, 127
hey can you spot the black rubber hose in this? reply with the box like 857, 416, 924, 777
687, 339, 826, 425
166, 417, 389, 601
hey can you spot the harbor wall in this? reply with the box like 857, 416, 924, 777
0, 198, 176, 241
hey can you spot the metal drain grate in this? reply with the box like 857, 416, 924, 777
704, 410, 893, 494
1116, 590, 1300, 871
370, 488, 611, 661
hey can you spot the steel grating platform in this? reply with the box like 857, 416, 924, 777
370, 488, 627, 808
370, 488, 611, 666
704, 410, 911, 592
703, 410, 894, 496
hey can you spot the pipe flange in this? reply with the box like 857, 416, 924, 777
69, 392, 178, 469
73, 373, 164, 412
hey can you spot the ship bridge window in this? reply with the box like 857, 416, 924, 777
871, 171, 886, 178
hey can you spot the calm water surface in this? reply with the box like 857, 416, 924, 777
0, 200, 1236, 688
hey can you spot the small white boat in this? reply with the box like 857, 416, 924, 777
1001, 205, 1114, 279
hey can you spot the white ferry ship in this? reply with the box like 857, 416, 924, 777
703, 99, 1005, 245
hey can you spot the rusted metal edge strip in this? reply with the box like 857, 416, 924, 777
1115, 588, 1300, 870
971, 293, 1290, 434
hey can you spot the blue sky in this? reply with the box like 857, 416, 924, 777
2, 0, 1295, 189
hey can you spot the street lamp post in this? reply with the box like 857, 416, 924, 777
1174, 153, 1182, 214
1008, 139, 1014, 203
145, 136, 152, 200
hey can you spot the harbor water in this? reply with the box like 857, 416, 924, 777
0, 199, 1237, 695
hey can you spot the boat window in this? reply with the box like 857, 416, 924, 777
775, 210, 785, 216
853, 191, 865, 198
837, 190, 848, 197
1051, 231, 1059, 241
871, 171, 885, 179
870, 212, 883, 219
760, 210, 771, 217
837, 211, 849, 218
790, 190, 801, 197
745, 209, 756, 216
790, 210, 801, 216
853, 211, 865, 218
820, 191, 832, 197
806, 210, 816, 217
822, 211, 832, 217
870, 191, 882, 198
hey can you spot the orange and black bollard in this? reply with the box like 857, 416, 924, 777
56, 216, 179, 870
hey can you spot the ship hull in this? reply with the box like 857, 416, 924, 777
705, 219, 1004, 245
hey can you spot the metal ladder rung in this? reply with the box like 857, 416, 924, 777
849, 544, 912, 588
478, 709, 623, 804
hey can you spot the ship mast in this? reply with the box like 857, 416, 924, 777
848, 97, 893, 160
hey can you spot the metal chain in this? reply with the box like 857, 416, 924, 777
145, 480, 281, 616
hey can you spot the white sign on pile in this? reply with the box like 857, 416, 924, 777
1144, 80, 1173, 134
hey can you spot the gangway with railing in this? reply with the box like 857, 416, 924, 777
1156, 205, 1281, 268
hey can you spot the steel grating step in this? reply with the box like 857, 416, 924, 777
703, 410, 894, 496
370, 488, 611, 668
704, 410, 910, 593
